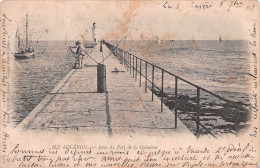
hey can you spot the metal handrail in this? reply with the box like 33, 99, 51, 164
104, 41, 246, 138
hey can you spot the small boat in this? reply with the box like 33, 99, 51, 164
219, 37, 222, 42
156, 36, 163, 45
14, 13, 35, 59
84, 42, 97, 48
14, 51, 35, 59
65, 35, 68, 45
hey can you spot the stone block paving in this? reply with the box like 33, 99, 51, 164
19, 44, 194, 138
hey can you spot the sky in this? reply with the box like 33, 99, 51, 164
2, 0, 257, 41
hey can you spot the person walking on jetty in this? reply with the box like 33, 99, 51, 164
70, 41, 86, 69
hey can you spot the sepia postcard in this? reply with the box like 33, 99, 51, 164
0, 0, 259, 167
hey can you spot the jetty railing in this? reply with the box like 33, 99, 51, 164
104, 41, 248, 138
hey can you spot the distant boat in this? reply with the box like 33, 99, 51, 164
156, 36, 162, 44
65, 36, 68, 45
14, 51, 35, 58
14, 13, 35, 59
219, 37, 222, 42
84, 42, 97, 48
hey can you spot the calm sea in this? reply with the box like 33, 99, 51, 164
114, 40, 251, 92
11, 41, 75, 125
11, 40, 251, 126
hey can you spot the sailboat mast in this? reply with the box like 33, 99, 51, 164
16, 27, 21, 49
26, 13, 28, 48
30, 33, 32, 45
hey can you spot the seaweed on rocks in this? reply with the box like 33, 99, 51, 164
149, 86, 251, 137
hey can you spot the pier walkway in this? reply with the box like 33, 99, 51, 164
18, 44, 193, 138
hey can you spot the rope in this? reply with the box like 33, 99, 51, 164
68, 38, 124, 65
100, 39, 123, 63
83, 51, 99, 64
69, 45, 99, 64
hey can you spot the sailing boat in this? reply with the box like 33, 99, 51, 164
219, 37, 222, 42
64, 35, 68, 45
156, 36, 162, 44
14, 13, 35, 59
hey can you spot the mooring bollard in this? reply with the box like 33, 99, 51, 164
97, 63, 106, 93
100, 41, 103, 52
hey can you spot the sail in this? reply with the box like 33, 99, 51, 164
157, 36, 161, 44
15, 27, 21, 50
30, 33, 32, 46
26, 13, 29, 48
14, 12, 35, 59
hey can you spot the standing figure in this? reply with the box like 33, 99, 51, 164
71, 41, 86, 69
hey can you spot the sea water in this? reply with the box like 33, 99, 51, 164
11, 41, 76, 125
116, 40, 251, 93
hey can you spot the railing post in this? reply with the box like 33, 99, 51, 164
127, 52, 129, 71
145, 62, 147, 93
112, 46, 114, 55
196, 87, 200, 138
123, 51, 125, 67
123, 50, 125, 66
130, 54, 131, 74
175, 77, 178, 129
117, 48, 119, 59
135, 57, 137, 82
140, 60, 142, 87
117, 48, 119, 60
133, 55, 134, 78
119, 50, 121, 61
161, 70, 164, 112
235, 108, 240, 134
125, 52, 127, 71
152, 65, 154, 101
129, 53, 130, 70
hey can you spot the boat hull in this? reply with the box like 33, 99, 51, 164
84, 42, 97, 48
14, 51, 35, 59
